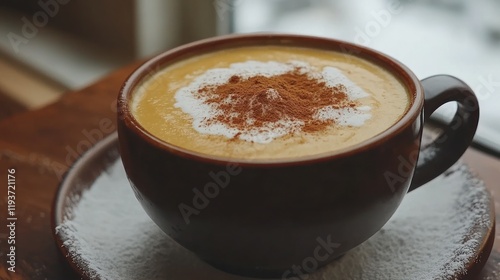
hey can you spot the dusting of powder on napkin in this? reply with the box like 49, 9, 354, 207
55, 161, 492, 280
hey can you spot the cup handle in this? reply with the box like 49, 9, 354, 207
408, 75, 480, 192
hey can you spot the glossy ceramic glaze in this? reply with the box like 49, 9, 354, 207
117, 34, 479, 277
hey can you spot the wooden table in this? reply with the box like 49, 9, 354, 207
0, 62, 499, 279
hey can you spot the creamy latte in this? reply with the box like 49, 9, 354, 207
131, 46, 409, 160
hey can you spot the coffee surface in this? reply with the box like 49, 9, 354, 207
132, 46, 409, 160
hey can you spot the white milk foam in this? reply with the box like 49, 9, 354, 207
174, 60, 371, 143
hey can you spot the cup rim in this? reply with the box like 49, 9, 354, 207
118, 33, 423, 166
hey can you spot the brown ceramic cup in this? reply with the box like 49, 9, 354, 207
117, 34, 479, 278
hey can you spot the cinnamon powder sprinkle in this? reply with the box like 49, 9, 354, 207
197, 69, 356, 135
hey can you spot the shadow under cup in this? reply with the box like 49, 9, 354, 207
117, 34, 479, 278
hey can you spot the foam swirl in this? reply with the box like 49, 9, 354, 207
174, 61, 371, 143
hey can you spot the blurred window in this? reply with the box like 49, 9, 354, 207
224, 0, 500, 153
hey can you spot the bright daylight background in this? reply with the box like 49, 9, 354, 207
230, 0, 500, 154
